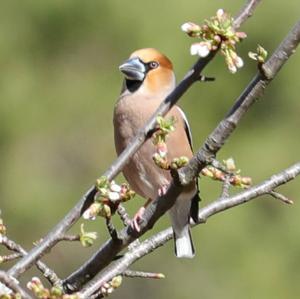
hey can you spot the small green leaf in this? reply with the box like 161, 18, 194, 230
80, 223, 97, 248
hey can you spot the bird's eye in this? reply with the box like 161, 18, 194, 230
149, 61, 159, 69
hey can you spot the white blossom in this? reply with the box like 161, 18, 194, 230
110, 182, 121, 193
235, 56, 244, 68
82, 208, 96, 220
190, 42, 210, 57
216, 9, 225, 20
108, 191, 120, 201
228, 64, 237, 74
181, 22, 200, 33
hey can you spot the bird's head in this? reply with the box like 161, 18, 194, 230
119, 48, 175, 95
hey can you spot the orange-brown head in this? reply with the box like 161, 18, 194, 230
119, 48, 175, 95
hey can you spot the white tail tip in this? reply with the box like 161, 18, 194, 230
174, 230, 195, 258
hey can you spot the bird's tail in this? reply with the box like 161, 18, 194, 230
174, 226, 195, 258
169, 189, 197, 258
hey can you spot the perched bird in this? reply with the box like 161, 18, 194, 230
113, 48, 199, 258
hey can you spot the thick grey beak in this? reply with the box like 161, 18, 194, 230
119, 57, 146, 81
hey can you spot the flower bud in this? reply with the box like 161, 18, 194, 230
201, 167, 214, 178
190, 42, 211, 57
99, 204, 112, 219
82, 202, 101, 220
50, 286, 63, 296
216, 8, 225, 20
108, 191, 120, 201
224, 157, 236, 171
111, 275, 123, 288
110, 182, 121, 193
235, 56, 244, 68
181, 22, 201, 33
157, 142, 168, 158
236, 31, 247, 39
96, 176, 109, 189
241, 176, 252, 187
0, 223, 6, 235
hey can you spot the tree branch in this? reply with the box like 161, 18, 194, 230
233, 0, 262, 29
123, 270, 165, 279
0, 271, 33, 299
1, 235, 61, 286
79, 162, 300, 298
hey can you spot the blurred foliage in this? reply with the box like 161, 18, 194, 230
0, 1, 300, 298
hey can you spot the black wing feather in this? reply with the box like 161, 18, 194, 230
177, 107, 200, 223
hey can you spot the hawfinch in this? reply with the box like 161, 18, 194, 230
113, 48, 199, 258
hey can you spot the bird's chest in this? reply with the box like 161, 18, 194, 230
113, 98, 169, 198
114, 97, 156, 151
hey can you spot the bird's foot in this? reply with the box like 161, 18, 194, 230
158, 184, 169, 197
131, 206, 146, 233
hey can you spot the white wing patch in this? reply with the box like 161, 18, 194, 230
176, 106, 193, 149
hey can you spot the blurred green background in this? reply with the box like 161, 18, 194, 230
0, 1, 300, 298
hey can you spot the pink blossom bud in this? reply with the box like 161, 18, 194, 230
216, 9, 225, 20
214, 35, 222, 43
82, 209, 96, 220
181, 22, 201, 33
31, 277, 41, 285
236, 31, 247, 39
228, 64, 237, 73
82, 203, 100, 220
235, 56, 244, 68
157, 142, 168, 158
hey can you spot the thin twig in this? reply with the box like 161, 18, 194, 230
59, 235, 80, 242
116, 204, 131, 227
0, 253, 22, 263
233, 0, 262, 28
106, 219, 118, 241
269, 191, 294, 204
210, 159, 229, 174
123, 270, 165, 279
0, 235, 61, 286
0, 271, 33, 299
220, 175, 231, 198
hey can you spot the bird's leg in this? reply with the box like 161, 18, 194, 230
131, 184, 169, 232
158, 184, 169, 197
131, 198, 152, 232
